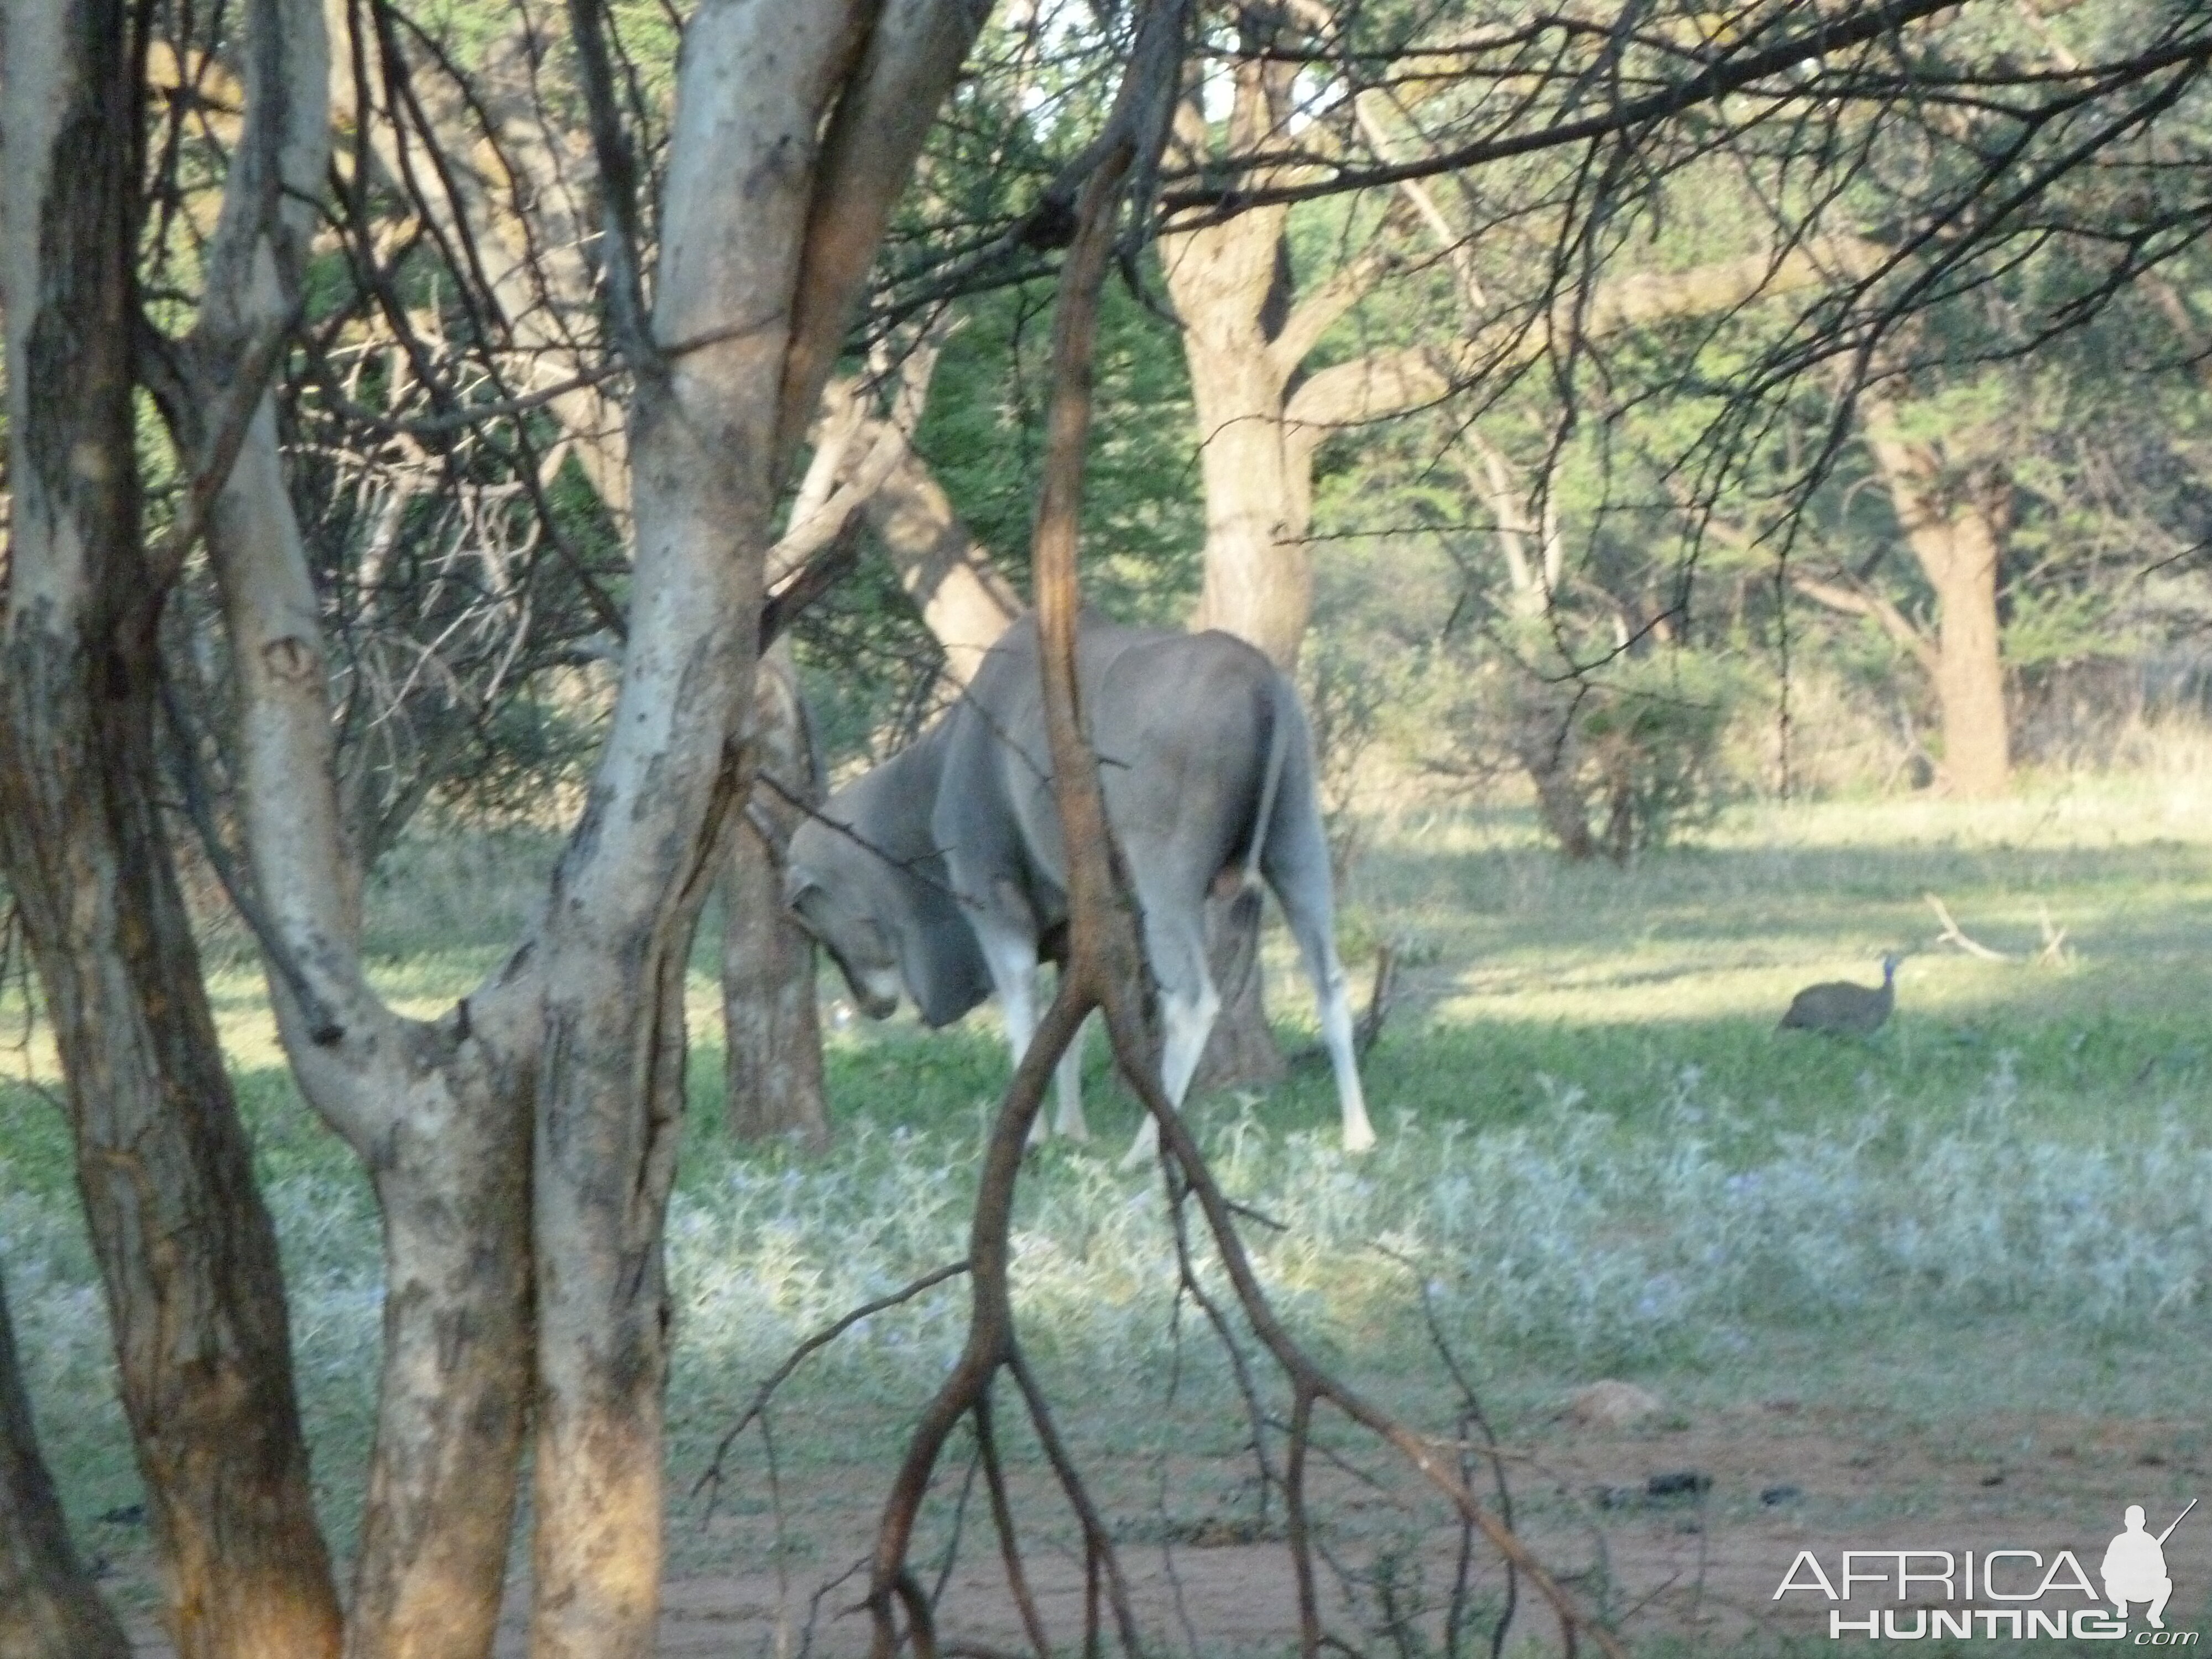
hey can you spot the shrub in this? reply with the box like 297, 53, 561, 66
1425, 645, 1749, 861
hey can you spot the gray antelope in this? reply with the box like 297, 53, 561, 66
785, 615, 1376, 1165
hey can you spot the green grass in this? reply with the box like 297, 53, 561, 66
4, 774, 2210, 1646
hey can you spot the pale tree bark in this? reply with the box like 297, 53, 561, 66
853, 411, 1022, 682
525, 4, 986, 1653
724, 639, 830, 1149
1788, 568, 1941, 677
1459, 430, 1564, 622
792, 343, 1022, 685
1860, 393, 2013, 797
1155, 12, 1307, 1091
328, 6, 837, 1166
0, 1, 345, 1654
177, 1, 538, 1655
344, 12, 1003, 1157
0, 1267, 133, 1659
1161, 22, 1309, 669
468, 18, 632, 517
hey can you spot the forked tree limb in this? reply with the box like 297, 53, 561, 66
972, 1390, 1053, 1659
867, 13, 1178, 1653
1135, 1062, 1623, 1658
1789, 573, 1939, 674
2036, 905, 2070, 966
1004, 1344, 1144, 1650
865, 987, 1106, 1659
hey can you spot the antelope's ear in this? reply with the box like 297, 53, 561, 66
784, 867, 821, 911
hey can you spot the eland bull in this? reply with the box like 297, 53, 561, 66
785, 614, 1376, 1165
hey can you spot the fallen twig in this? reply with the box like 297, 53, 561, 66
2036, 905, 2070, 966
1355, 945, 1397, 1058
1292, 944, 1397, 1069
1923, 892, 2010, 961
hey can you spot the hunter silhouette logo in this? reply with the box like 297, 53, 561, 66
1775, 1496, 2202, 1641
2106, 1501, 2194, 1630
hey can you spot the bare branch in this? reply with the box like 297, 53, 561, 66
972, 1389, 1054, 1659
1267, 206, 1411, 377
1159, 0, 1978, 217
1790, 572, 1939, 672
563, 0, 656, 372
696, 1258, 971, 1515
1287, 240, 1879, 435
778, 0, 999, 463
1925, 892, 2011, 961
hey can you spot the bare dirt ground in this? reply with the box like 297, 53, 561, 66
117, 1397, 2206, 1655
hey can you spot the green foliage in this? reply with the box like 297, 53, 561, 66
1573, 653, 1747, 856
915, 272, 1204, 623
1406, 636, 1753, 861
792, 269, 1204, 768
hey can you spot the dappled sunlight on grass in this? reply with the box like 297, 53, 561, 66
4, 773, 2210, 1584
1301, 786, 2212, 1156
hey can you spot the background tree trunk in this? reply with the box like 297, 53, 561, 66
1159, 52, 1307, 1094
1863, 405, 2013, 799
863, 423, 1025, 682
0, 1267, 134, 1659
1511, 706, 1600, 862
1180, 328, 1311, 667
1161, 46, 1310, 669
0, 3, 344, 1653
1920, 503, 2010, 798
1189, 888, 1289, 1093
725, 641, 830, 1150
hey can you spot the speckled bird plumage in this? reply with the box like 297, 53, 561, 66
1779, 953, 1901, 1035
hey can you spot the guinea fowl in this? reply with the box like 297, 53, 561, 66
1778, 953, 1901, 1035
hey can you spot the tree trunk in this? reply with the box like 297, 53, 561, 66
1182, 335, 1312, 668
1188, 888, 1288, 1094
1161, 137, 1308, 667
724, 641, 830, 1149
1922, 505, 2009, 799
863, 425, 1022, 683
527, 7, 986, 1652
1177, 319, 1299, 1082
212, 411, 535, 1659
1863, 408, 2012, 799
0, 1266, 134, 1659
724, 358, 1019, 1150
1157, 55, 1308, 1092
0, 5, 344, 1654
181, 2, 538, 1652
1514, 724, 1599, 861
215, 256, 535, 1659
